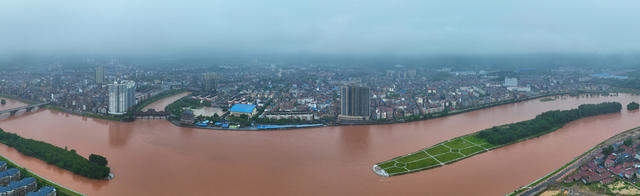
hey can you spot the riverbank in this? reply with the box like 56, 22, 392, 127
7, 90, 188, 122
511, 126, 640, 196
1, 90, 614, 131
171, 90, 613, 131
0, 94, 38, 105
0, 153, 83, 196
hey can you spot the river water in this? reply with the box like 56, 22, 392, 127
0, 94, 638, 195
141, 92, 191, 112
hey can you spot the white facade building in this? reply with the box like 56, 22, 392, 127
108, 81, 136, 114
504, 77, 518, 87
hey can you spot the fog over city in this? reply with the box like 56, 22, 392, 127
2, 0, 640, 57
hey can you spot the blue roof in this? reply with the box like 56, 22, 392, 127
256, 124, 323, 129
0, 168, 19, 178
26, 186, 56, 196
0, 177, 36, 193
229, 104, 256, 113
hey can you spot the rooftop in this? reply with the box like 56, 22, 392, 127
26, 186, 56, 196
0, 177, 36, 193
229, 104, 256, 113
0, 168, 19, 178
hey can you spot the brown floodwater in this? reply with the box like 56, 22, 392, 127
141, 92, 190, 111
0, 94, 638, 195
0, 98, 28, 119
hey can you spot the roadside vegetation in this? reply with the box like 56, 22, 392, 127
376, 102, 622, 176
0, 128, 110, 179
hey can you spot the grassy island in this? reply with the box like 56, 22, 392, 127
0, 128, 110, 179
374, 102, 623, 176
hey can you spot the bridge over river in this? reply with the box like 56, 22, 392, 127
0, 102, 50, 116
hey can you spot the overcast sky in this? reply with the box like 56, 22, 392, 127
1, 0, 639, 56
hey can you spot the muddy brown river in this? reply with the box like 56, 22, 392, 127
0, 94, 638, 195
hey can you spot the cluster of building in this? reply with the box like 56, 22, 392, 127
0, 60, 619, 125
564, 141, 640, 185
0, 161, 56, 196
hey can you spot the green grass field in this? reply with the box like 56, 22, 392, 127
406, 158, 440, 170
462, 135, 489, 144
460, 146, 485, 156
434, 152, 464, 162
378, 161, 396, 169
396, 151, 429, 163
443, 138, 475, 149
481, 143, 496, 149
425, 145, 449, 155
376, 134, 494, 176
385, 167, 408, 174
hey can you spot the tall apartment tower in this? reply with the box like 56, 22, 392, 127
504, 77, 518, 87
96, 66, 105, 84
108, 81, 136, 114
201, 72, 220, 93
339, 85, 370, 120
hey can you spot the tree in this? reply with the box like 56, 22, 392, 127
625, 138, 633, 147
477, 102, 622, 145
628, 102, 639, 111
0, 128, 110, 179
89, 154, 109, 166
602, 145, 614, 155
0, 99, 5, 105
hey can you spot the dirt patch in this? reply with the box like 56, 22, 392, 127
539, 190, 560, 196
607, 181, 640, 195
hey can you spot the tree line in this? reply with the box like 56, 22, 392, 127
0, 128, 110, 179
477, 102, 622, 145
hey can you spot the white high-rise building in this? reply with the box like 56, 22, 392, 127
108, 81, 136, 114
504, 77, 518, 87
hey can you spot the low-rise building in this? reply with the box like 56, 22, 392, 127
180, 110, 195, 125
26, 186, 56, 196
229, 104, 257, 118
0, 169, 20, 186
265, 111, 314, 121
0, 177, 37, 196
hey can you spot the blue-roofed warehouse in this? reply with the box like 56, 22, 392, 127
229, 104, 257, 118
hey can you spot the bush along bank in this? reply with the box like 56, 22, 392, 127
0, 128, 111, 179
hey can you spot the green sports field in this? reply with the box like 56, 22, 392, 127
375, 134, 496, 176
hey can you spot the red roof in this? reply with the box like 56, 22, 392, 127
601, 177, 614, 184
